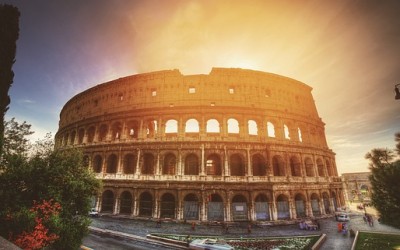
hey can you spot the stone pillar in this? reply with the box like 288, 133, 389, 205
200, 144, 205, 175
201, 190, 207, 221
271, 193, 277, 221
117, 148, 123, 174
113, 196, 120, 215
135, 149, 141, 175
224, 146, 229, 176
178, 148, 183, 175
155, 150, 160, 175
246, 147, 252, 176
154, 189, 160, 218
177, 190, 183, 220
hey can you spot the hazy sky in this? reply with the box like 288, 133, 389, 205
3, 0, 400, 174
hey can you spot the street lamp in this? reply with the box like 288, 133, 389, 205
395, 84, 400, 100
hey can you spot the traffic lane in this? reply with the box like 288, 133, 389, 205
82, 233, 173, 250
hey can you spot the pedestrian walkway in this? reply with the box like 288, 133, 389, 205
87, 208, 400, 250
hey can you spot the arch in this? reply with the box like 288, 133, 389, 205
255, 193, 270, 220
70, 130, 76, 145
165, 119, 178, 133
163, 153, 176, 175
276, 194, 290, 219
305, 157, 315, 177
185, 119, 199, 133
322, 192, 331, 214
284, 124, 290, 139
294, 194, 306, 218
78, 128, 85, 144
111, 122, 122, 140
208, 193, 224, 221
145, 120, 157, 138
298, 127, 303, 142
317, 158, 325, 177
230, 153, 245, 176
119, 191, 132, 214
184, 153, 199, 175
206, 154, 222, 175
99, 124, 108, 141
272, 155, 286, 176
106, 154, 118, 173
206, 119, 220, 133
63, 133, 68, 146
142, 153, 155, 174
290, 156, 301, 177
101, 190, 114, 213
183, 193, 199, 220
267, 122, 275, 137
231, 194, 248, 221
252, 154, 266, 176
127, 120, 139, 139
93, 155, 102, 173
160, 193, 175, 219
87, 126, 95, 143
227, 118, 239, 134
139, 192, 153, 217
123, 154, 136, 174
248, 120, 258, 135
310, 193, 321, 216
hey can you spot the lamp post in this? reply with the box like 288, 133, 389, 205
395, 84, 400, 100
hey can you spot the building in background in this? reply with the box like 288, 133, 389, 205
341, 172, 371, 203
55, 68, 344, 223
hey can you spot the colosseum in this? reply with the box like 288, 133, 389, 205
55, 68, 344, 223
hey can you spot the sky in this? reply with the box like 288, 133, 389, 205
2, 0, 400, 174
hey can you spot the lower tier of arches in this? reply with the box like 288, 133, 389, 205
93, 181, 344, 222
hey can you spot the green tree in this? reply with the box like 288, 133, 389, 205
365, 132, 400, 228
0, 119, 101, 249
0, 4, 20, 157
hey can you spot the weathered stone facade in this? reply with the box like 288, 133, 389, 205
341, 172, 371, 202
55, 68, 344, 222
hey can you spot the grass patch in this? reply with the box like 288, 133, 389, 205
149, 233, 320, 250
355, 232, 400, 250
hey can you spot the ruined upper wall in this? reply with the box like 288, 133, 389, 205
58, 68, 319, 128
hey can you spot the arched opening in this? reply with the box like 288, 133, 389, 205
298, 127, 303, 142
165, 119, 178, 134
206, 154, 222, 175
70, 131, 76, 145
93, 155, 102, 173
267, 122, 275, 137
252, 154, 265, 176
119, 191, 132, 214
139, 192, 153, 217
276, 194, 290, 219
207, 194, 224, 221
111, 122, 122, 140
272, 155, 285, 176
106, 154, 118, 173
101, 190, 114, 213
145, 120, 157, 138
206, 119, 220, 133
160, 193, 175, 219
232, 194, 248, 221
184, 154, 199, 175
284, 124, 290, 139
127, 120, 139, 139
183, 193, 199, 220
142, 153, 155, 174
248, 120, 258, 135
99, 124, 108, 141
305, 157, 315, 177
227, 118, 239, 134
317, 158, 325, 177
78, 128, 85, 144
295, 194, 306, 218
311, 193, 321, 216
123, 154, 136, 174
290, 156, 301, 176
255, 194, 270, 220
230, 153, 245, 176
87, 126, 95, 143
322, 192, 330, 214
185, 119, 199, 133
163, 153, 176, 175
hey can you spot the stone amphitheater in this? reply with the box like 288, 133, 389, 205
55, 68, 344, 223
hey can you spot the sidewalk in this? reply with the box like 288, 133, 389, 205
87, 209, 400, 250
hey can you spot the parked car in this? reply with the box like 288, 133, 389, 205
336, 213, 350, 222
89, 208, 99, 217
189, 238, 233, 250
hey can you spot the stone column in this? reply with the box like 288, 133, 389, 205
135, 149, 141, 175
224, 146, 229, 176
200, 144, 205, 175
246, 147, 252, 176
113, 196, 120, 215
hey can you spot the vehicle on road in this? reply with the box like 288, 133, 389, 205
336, 213, 350, 222
189, 238, 233, 250
89, 208, 99, 217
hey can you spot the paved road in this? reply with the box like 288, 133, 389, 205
83, 207, 400, 250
